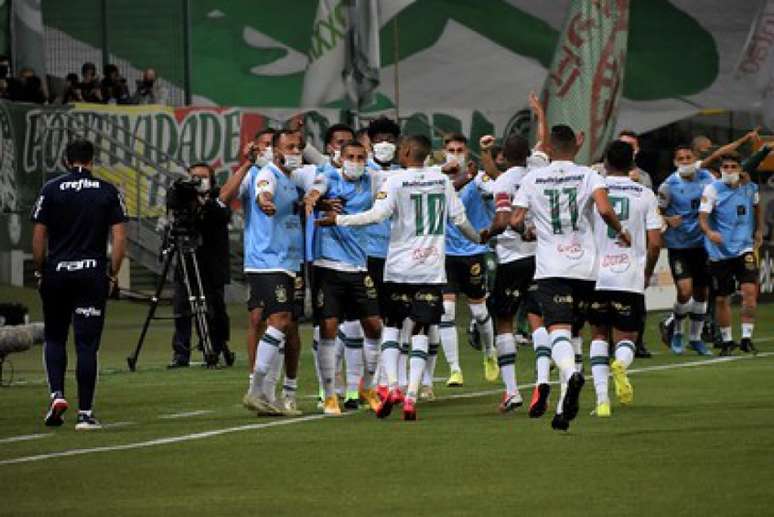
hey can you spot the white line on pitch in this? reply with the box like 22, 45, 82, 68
0, 352, 770, 467
158, 410, 214, 420
102, 421, 137, 429
0, 434, 51, 444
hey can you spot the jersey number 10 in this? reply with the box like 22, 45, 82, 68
411, 193, 445, 236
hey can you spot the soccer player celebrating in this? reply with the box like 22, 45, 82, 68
698, 154, 762, 356
309, 140, 383, 415
480, 131, 551, 414
511, 125, 629, 431
657, 145, 715, 355
437, 132, 498, 388
221, 129, 325, 416
318, 135, 481, 421
587, 141, 662, 417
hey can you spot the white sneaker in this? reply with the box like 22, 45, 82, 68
75, 412, 102, 430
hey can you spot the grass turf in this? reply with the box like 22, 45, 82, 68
1, 285, 773, 516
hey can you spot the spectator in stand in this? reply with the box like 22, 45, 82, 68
7, 67, 46, 104
80, 62, 102, 103
62, 73, 84, 104
132, 67, 167, 105
617, 130, 653, 189
100, 64, 130, 104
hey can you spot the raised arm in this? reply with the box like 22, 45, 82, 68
219, 143, 255, 204
700, 129, 758, 168
479, 135, 500, 180
529, 91, 549, 152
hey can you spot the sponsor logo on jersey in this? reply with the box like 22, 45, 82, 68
375, 191, 387, 199
557, 242, 584, 260
316, 289, 324, 308
411, 246, 440, 264
59, 179, 100, 191
56, 259, 98, 272
470, 263, 481, 276
553, 294, 573, 304
74, 306, 102, 318
294, 276, 304, 289
602, 253, 631, 273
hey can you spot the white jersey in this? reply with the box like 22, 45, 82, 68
512, 160, 606, 280
337, 166, 467, 284
594, 176, 662, 294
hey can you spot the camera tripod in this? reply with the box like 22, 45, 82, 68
128, 228, 218, 371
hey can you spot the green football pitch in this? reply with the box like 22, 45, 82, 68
1, 285, 773, 516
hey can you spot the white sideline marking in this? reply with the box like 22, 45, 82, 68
102, 421, 136, 429
0, 434, 50, 444
0, 351, 771, 467
158, 410, 213, 420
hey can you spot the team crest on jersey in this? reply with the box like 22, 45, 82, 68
612, 302, 631, 315
376, 191, 387, 199
258, 180, 270, 188
674, 260, 685, 276
470, 263, 481, 276
316, 290, 325, 308
364, 276, 374, 288
745, 254, 756, 270
275, 285, 288, 303
553, 294, 573, 304
294, 276, 304, 290
415, 292, 439, 303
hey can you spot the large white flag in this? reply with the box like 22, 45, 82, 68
301, 0, 381, 109
735, 0, 774, 128
540, 0, 630, 164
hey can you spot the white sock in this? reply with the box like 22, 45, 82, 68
689, 299, 707, 341
533, 326, 551, 385
590, 339, 609, 405
550, 328, 576, 384
673, 300, 691, 336
263, 346, 284, 403
249, 326, 285, 397
317, 338, 337, 398
469, 302, 494, 357
334, 331, 346, 397
741, 322, 754, 339
557, 368, 569, 415
572, 336, 583, 373
363, 336, 380, 388
341, 321, 364, 397
381, 327, 401, 388
614, 340, 635, 369
495, 333, 518, 396
440, 300, 460, 372
407, 334, 429, 400
720, 326, 732, 342
423, 325, 440, 387
311, 326, 323, 397
282, 375, 297, 400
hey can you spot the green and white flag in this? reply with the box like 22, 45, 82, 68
301, 0, 381, 109
541, 0, 630, 164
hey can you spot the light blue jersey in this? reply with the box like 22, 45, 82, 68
446, 180, 490, 256
314, 167, 373, 269
364, 160, 400, 258
241, 164, 303, 273
658, 169, 714, 249
699, 180, 759, 261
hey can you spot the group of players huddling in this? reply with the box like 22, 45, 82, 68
218, 93, 763, 431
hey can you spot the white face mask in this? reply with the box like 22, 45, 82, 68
283, 153, 302, 171
446, 152, 466, 169
373, 141, 396, 163
721, 171, 739, 184
677, 162, 697, 177
331, 148, 341, 164
260, 146, 273, 162
367, 152, 374, 163
196, 177, 211, 193
342, 160, 366, 180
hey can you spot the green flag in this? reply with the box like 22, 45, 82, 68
541, 0, 630, 164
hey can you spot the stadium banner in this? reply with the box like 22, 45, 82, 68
40, 1, 774, 146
